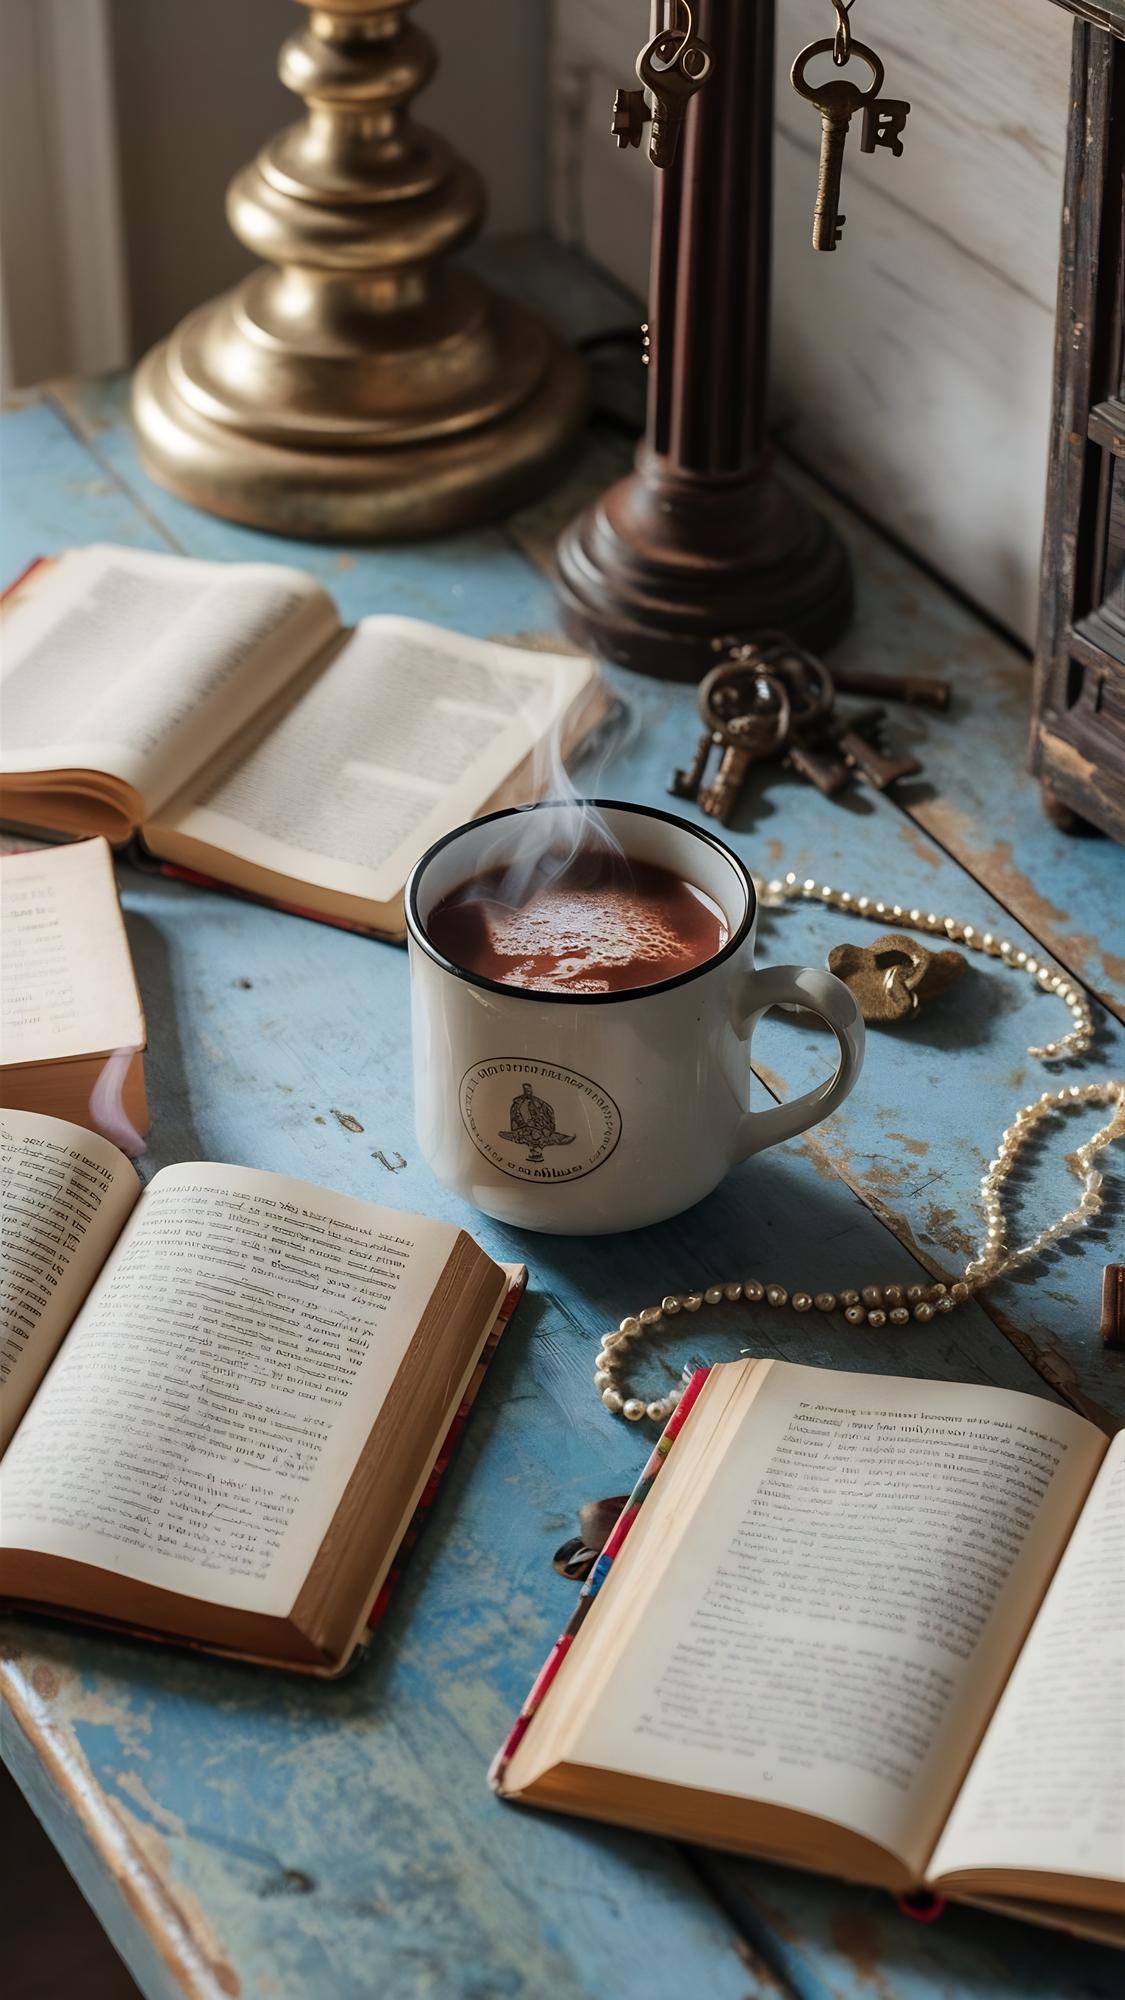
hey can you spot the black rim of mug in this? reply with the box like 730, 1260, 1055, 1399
404, 798, 757, 1007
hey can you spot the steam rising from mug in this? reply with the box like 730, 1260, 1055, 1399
89, 1048, 146, 1158
463, 658, 634, 912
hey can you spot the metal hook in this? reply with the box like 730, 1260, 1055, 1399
644, 1, 712, 88
831, 0, 854, 66
657, 0, 695, 72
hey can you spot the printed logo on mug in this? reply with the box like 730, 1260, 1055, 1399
460, 1059, 623, 1183
406, 801, 865, 1235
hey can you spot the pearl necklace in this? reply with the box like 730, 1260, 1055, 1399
593, 872, 1124, 1424
764, 871, 1095, 1059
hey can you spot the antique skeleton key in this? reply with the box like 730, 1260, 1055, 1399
611, 87, 647, 150
677, 635, 927, 818
698, 705, 790, 821
829, 706, 921, 789
790, 38, 885, 252
671, 660, 791, 824
861, 98, 911, 158
636, 10, 714, 170
698, 710, 783, 821
831, 664, 949, 709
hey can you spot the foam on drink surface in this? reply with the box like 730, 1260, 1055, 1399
426, 855, 728, 995
485, 886, 687, 992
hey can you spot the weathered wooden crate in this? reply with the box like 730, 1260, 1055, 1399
1034, 0, 1125, 839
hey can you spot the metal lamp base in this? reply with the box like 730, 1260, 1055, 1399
556, 451, 853, 681
133, 281, 586, 543
131, 0, 586, 542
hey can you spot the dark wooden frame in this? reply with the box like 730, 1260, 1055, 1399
1051, 1, 1125, 30
1032, 4, 1125, 838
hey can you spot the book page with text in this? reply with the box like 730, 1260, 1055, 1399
1, 840, 144, 1066
567, 1364, 1104, 1880
0, 546, 338, 813
147, 618, 594, 905
0, 1164, 460, 1615
929, 1430, 1125, 1901
0, 1110, 138, 1454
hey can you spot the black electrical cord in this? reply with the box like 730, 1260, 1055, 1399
575, 326, 644, 354
574, 325, 648, 437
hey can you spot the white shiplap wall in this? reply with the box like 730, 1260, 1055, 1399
548, 0, 1075, 644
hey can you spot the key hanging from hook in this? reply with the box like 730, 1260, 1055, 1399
790, 0, 912, 252
611, 1, 715, 171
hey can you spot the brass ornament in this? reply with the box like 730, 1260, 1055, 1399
827, 934, 967, 1023
131, 0, 587, 541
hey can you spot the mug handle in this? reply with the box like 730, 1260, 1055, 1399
735, 965, 865, 1160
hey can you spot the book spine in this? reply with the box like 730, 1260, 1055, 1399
1, 556, 49, 604
359, 1269, 528, 1646
488, 1366, 712, 1793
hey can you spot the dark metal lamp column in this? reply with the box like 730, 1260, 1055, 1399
556, 0, 853, 680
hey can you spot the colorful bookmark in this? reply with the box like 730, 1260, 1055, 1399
489, 1365, 711, 1791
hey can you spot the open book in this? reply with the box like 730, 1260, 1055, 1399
0, 545, 603, 937
1, 838, 147, 1142
495, 1359, 1125, 1944
0, 1109, 515, 1673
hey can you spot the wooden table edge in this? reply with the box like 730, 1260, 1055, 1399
1, 1654, 236, 2000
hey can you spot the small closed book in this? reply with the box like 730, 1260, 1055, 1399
0, 1109, 517, 1674
0, 545, 604, 938
495, 1358, 1125, 1946
0, 838, 147, 1140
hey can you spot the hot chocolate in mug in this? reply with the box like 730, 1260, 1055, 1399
406, 801, 864, 1234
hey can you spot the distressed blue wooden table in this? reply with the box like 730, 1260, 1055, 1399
2, 240, 1123, 2000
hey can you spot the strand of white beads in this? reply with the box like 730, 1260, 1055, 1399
758, 871, 1095, 1060
592, 1077, 1125, 1419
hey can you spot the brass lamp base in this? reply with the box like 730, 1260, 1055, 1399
133, 281, 586, 542
132, 0, 586, 541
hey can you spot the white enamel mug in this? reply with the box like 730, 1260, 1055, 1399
406, 801, 864, 1234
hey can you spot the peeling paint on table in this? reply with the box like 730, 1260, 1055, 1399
2, 239, 1123, 2000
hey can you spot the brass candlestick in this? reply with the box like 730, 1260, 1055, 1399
132, 0, 586, 540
